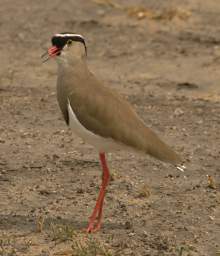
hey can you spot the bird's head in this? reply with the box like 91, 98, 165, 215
42, 33, 87, 64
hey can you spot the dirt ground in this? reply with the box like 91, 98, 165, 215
0, 0, 220, 255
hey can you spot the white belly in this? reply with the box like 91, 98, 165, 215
67, 100, 122, 152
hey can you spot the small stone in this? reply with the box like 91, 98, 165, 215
124, 221, 132, 229
0, 138, 5, 143
174, 108, 184, 116
76, 188, 84, 194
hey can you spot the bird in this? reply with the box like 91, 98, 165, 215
41, 32, 185, 233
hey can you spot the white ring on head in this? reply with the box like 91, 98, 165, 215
55, 33, 84, 40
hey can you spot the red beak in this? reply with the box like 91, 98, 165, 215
41, 46, 61, 63
48, 46, 60, 57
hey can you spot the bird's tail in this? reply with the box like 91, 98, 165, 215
143, 128, 183, 166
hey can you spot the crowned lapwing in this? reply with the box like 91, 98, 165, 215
42, 33, 185, 233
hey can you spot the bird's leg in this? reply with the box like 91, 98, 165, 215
87, 191, 105, 233
90, 188, 105, 232
86, 152, 110, 233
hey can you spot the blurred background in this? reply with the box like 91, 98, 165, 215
0, 1, 219, 255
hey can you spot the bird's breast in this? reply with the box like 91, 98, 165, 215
67, 100, 123, 153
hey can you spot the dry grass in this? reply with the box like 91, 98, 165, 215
71, 235, 113, 256
207, 175, 217, 189
216, 250, 220, 256
50, 223, 76, 243
126, 6, 191, 21
35, 214, 45, 233
136, 184, 151, 198
91, 0, 191, 22
92, 0, 120, 8
49, 224, 113, 256
176, 244, 198, 256
0, 236, 31, 256
0, 238, 16, 256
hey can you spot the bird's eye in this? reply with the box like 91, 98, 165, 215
67, 39, 73, 46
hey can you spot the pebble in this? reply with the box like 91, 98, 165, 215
174, 108, 184, 116
125, 221, 133, 229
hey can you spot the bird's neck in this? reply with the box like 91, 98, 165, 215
57, 56, 88, 75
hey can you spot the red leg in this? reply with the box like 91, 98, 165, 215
86, 152, 110, 233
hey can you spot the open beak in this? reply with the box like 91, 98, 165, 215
41, 46, 61, 63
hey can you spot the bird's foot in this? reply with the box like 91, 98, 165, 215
86, 218, 102, 233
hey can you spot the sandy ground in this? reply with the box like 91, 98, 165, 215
0, 0, 220, 255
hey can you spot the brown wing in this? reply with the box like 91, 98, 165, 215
67, 72, 181, 165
